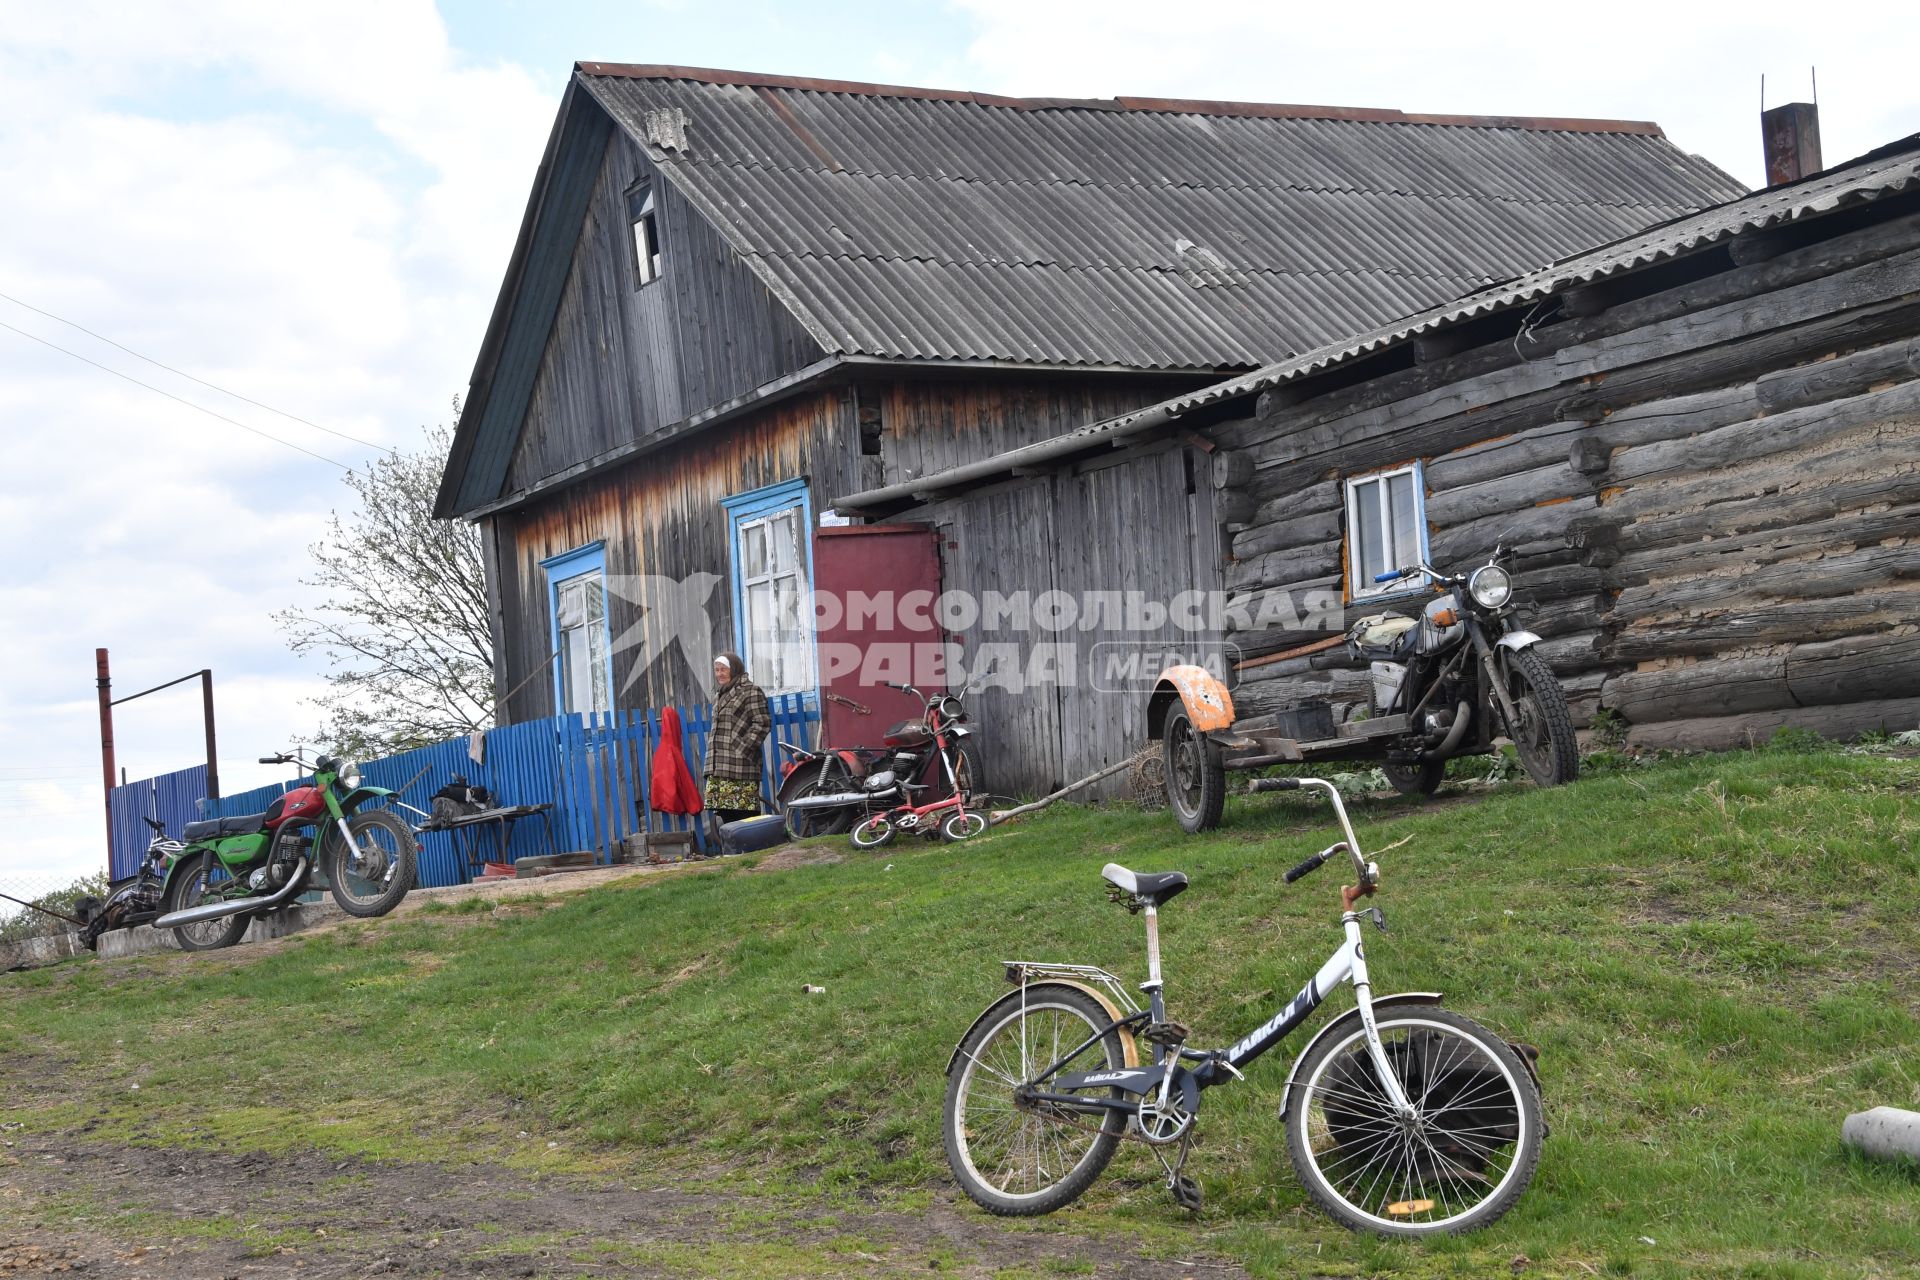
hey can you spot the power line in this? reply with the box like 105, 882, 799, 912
0, 289, 391, 453
0, 318, 355, 471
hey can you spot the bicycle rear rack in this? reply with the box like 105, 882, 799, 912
1002, 961, 1142, 1016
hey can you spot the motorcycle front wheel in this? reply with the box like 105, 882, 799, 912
164, 850, 248, 952
1500, 649, 1580, 786
325, 810, 417, 918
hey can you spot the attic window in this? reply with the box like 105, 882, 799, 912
628, 184, 661, 287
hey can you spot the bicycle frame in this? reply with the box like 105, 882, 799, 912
989, 779, 1413, 1121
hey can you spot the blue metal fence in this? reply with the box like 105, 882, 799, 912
108, 696, 819, 889
107, 764, 208, 880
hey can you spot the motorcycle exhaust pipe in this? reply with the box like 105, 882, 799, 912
153, 858, 309, 931
784, 790, 884, 810
1430, 701, 1474, 757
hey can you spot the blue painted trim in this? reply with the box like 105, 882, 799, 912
720, 478, 817, 701
1345, 461, 1433, 605
541, 541, 614, 714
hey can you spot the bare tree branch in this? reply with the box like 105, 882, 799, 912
278, 423, 493, 758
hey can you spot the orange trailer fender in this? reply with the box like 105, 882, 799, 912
1145, 664, 1235, 739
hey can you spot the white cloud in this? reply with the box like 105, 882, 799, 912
0, 1, 552, 886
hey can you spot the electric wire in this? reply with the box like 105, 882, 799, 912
0, 318, 355, 471
0, 289, 390, 453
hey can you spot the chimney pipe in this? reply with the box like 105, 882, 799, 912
1762, 101, 1822, 186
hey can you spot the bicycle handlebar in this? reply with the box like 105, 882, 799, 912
1248, 777, 1374, 887
1284, 846, 1330, 882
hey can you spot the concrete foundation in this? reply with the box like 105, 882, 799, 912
94, 898, 347, 961
1, 930, 88, 971
1842, 1107, 1920, 1165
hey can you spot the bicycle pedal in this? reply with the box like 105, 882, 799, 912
1169, 1174, 1203, 1212
1144, 1021, 1191, 1047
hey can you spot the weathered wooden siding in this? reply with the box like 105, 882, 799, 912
911, 442, 1224, 795
1215, 204, 1920, 747
874, 375, 1202, 489
489, 388, 860, 722
504, 129, 826, 495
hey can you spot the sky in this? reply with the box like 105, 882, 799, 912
2, 0, 1917, 887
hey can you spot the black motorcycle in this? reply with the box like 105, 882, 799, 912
1316, 543, 1580, 794
1153, 543, 1579, 831
776, 681, 981, 838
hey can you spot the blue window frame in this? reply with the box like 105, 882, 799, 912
1345, 462, 1432, 601
720, 478, 816, 696
541, 541, 614, 716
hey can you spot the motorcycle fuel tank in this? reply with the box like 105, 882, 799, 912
265, 785, 328, 826
882, 720, 931, 748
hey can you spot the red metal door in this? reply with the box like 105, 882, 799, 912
812, 525, 946, 748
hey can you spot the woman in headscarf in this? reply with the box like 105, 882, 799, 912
705, 652, 771, 825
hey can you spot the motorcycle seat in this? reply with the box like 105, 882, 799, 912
182, 813, 266, 841
1349, 613, 1420, 662
1101, 863, 1189, 906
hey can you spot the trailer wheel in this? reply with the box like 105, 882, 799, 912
1164, 706, 1225, 833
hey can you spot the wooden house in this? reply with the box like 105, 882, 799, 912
435, 63, 1743, 791
839, 134, 1920, 759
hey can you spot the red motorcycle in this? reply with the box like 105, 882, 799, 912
777, 681, 981, 838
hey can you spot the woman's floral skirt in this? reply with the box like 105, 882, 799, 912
703, 776, 761, 812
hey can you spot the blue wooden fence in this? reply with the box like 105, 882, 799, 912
108, 695, 819, 890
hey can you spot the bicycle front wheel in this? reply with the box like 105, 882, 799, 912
1284, 1006, 1541, 1236
943, 985, 1129, 1216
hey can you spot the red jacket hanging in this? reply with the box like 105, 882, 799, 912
650, 706, 703, 815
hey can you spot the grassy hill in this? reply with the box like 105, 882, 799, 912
4, 743, 1918, 1277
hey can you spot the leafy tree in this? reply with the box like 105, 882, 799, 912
278, 423, 493, 758
0, 871, 109, 945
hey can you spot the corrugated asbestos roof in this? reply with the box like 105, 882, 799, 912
832, 134, 1920, 509
577, 65, 1745, 371
1133, 133, 1920, 413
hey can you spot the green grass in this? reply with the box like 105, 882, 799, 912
5, 745, 1920, 1276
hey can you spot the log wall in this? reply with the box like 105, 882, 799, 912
1216, 204, 1920, 746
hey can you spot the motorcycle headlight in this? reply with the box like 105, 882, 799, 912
341, 761, 362, 789
1468, 565, 1514, 609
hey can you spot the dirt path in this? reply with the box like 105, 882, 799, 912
0, 1132, 1243, 1279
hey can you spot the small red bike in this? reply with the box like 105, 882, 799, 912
850, 781, 985, 847
848, 694, 986, 847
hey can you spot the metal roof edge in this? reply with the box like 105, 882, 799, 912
574, 62, 1665, 135
435, 81, 588, 520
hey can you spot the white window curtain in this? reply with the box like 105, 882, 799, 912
555, 572, 610, 714
1346, 466, 1426, 598
736, 505, 814, 694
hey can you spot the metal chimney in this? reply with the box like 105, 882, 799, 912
1762, 101, 1822, 186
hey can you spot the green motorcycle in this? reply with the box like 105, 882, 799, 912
153, 750, 419, 951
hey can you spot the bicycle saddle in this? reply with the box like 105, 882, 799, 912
1101, 863, 1188, 906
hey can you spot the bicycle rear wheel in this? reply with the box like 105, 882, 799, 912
1284, 1006, 1541, 1236
943, 985, 1129, 1216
